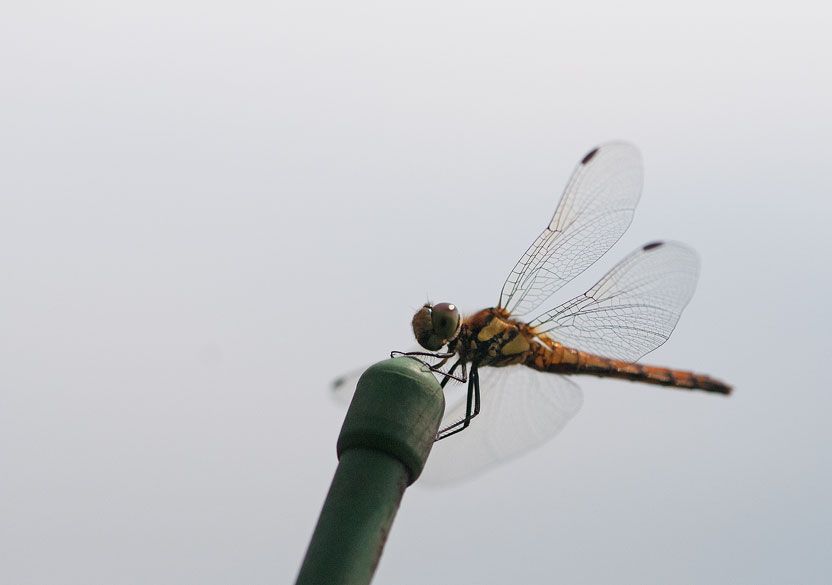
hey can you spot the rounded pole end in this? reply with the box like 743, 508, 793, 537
337, 357, 445, 484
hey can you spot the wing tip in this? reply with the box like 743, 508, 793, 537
581, 141, 642, 166
581, 147, 600, 165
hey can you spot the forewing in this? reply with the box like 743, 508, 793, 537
419, 366, 583, 485
528, 241, 699, 363
499, 142, 643, 317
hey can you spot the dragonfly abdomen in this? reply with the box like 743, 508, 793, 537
527, 342, 732, 395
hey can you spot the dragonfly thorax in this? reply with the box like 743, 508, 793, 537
453, 308, 533, 367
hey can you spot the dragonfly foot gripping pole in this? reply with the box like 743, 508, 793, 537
296, 357, 444, 585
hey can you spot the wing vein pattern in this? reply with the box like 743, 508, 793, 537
529, 241, 699, 362
499, 142, 643, 317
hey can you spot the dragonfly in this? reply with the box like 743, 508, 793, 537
335, 142, 731, 483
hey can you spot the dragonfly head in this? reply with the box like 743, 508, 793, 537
412, 302, 461, 351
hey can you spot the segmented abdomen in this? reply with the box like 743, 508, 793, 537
525, 339, 732, 395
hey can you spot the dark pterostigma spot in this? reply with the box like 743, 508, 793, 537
581, 147, 600, 165
643, 241, 664, 251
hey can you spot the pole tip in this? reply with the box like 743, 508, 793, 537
337, 357, 445, 484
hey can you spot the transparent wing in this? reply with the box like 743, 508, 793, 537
331, 366, 365, 407
499, 142, 643, 317
528, 241, 699, 363
419, 366, 583, 485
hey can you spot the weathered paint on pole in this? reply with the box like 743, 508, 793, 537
296, 357, 444, 585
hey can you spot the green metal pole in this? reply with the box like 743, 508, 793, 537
296, 357, 445, 585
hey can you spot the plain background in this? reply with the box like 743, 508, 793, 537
2, 2, 830, 584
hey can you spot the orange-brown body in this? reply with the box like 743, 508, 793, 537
450, 308, 731, 395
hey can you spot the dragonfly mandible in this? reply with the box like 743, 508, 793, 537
336, 142, 731, 483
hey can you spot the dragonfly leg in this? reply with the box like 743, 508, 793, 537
435, 363, 481, 441
391, 349, 455, 360
391, 350, 466, 383
439, 359, 466, 389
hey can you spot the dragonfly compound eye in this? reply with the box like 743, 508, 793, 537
431, 302, 460, 341
411, 302, 460, 351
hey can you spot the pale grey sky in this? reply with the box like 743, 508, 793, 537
2, 2, 830, 584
